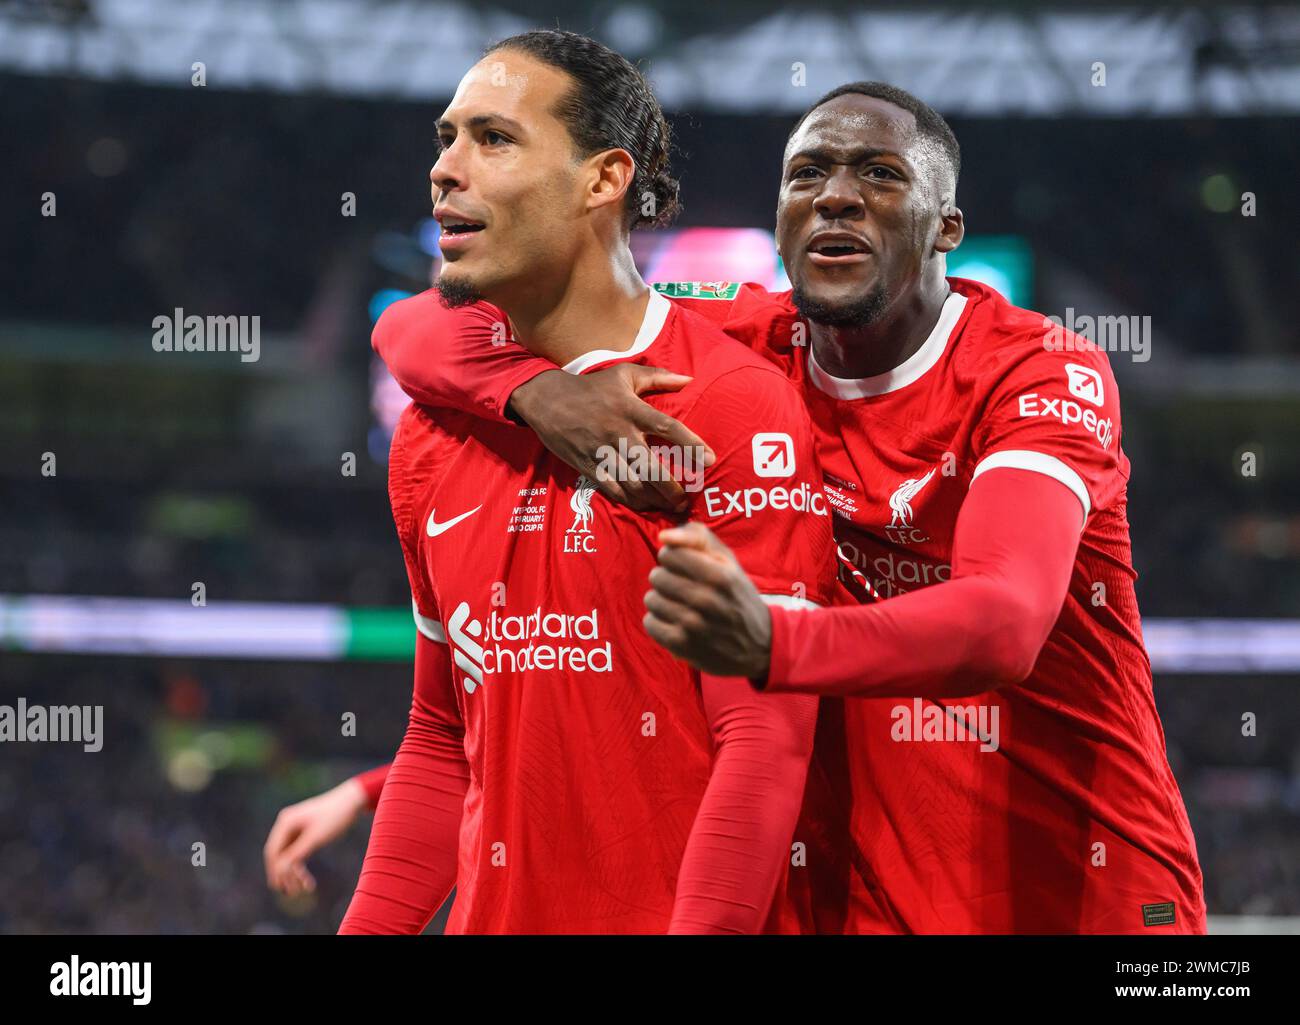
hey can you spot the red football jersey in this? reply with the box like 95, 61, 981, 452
386, 290, 836, 933
657, 277, 1206, 933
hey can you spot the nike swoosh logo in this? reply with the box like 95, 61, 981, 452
426, 505, 482, 537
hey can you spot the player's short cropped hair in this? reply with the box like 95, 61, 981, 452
790, 81, 961, 193
487, 29, 681, 230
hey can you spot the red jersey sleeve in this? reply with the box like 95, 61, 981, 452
971, 335, 1127, 526
339, 410, 470, 933
668, 673, 817, 933
353, 764, 389, 810
373, 290, 549, 423
765, 468, 1082, 697
678, 364, 837, 607
372, 284, 794, 424
339, 631, 468, 933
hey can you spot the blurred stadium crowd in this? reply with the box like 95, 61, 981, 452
2, 662, 1296, 933
0, 655, 411, 934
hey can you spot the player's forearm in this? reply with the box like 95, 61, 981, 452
372, 294, 551, 421
766, 576, 1050, 698
669, 680, 817, 934
764, 469, 1082, 699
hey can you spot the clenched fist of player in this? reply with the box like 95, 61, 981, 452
643, 522, 773, 680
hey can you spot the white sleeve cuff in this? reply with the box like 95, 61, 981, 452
411, 598, 446, 643
970, 449, 1090, 528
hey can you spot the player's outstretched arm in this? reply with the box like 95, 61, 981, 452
264, 774, 377, 896
649, 469, 1083, 697
668, 674, 817, 934
374, 282, 773, 428
373, 292, 547, 419
338, 632, 469, 934
373, 290, 717, 512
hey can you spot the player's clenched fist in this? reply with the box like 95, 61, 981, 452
643, 522, 773, 680
263, 778, 368, 896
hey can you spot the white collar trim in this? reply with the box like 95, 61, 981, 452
807, 291, 968, 399
561, 289, 671, 375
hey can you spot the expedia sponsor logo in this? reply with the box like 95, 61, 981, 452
702, 481, 828, 519
1017, 391, 1114, 448
1064, 362, 1105, 406
751, 432, 795, 477
447, 601, 612, 694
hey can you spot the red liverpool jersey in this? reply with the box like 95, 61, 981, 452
661, 277, 1206, 933
386, 290, 836, 933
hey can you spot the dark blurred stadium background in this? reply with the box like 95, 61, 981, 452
1, 0, 1298, 933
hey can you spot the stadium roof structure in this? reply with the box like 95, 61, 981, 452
2, 0, 1298, 114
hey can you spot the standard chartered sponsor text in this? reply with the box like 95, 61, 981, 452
449, 603, 613, 693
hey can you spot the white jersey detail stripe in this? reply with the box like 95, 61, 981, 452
759, 594, 822, 611
560, 289, 671, 375
411, 598, 446, 643
970, 449, 1091, 527
807, 291, 968, 399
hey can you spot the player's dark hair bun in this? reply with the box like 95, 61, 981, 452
489, 29, 681, 231
634, 148, 682, 229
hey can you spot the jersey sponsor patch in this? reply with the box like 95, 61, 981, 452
652, 281, 740, 301
701, 480, 827, 519
1017, 391, 1115, 448
1064, 362, 1105, 406
1142, 902, 1177, 927
446, 601, 613, 694
751, 432, 795, 477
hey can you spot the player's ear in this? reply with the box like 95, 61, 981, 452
586, 148, 635, 219
934, 199, 964, 254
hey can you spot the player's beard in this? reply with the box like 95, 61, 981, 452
435, 274, 484, 308
791, 281, 891, 328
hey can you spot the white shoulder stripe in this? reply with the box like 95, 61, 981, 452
759, 594, 823, 611
411, 598, 446, 643
970, 449, 1090, 528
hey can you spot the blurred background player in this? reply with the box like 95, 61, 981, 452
264, 765, 386, 897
